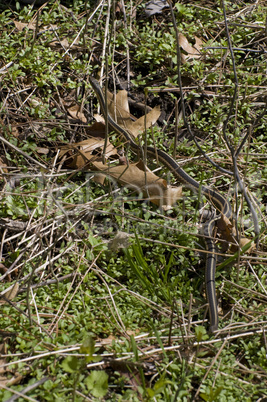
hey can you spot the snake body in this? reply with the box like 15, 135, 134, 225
90, 76, 232, 332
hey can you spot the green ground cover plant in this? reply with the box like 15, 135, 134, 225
0, 0, 266, 400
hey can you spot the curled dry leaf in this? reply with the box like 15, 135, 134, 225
107, 89, 161, 138
98, 335, 116, 346
217, 213, 235, 244
230, 237, 255, 254
14, 21, 36, 31
178, 33, 203, 60
67, 104, 87, 123
0, 156, 8, 173
0, 218, 27, 231
84, 121, 106, 138
59, 138, 117, 169
11, 124, 20, 138
218, 214, 254, 254
36, 147, 49, 154
161, 186, 183, 211
49, 36, 80, 50
93, 160, 182, 208
0, 282, 19, 304
92, 114, 106, 125
0, 263, 11, 281
144, 0, 169, 17
239, 237, 255, 253
194, 36, 203, 53
108, 231, 131, 251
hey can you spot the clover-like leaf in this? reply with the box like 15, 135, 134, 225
61, 356, 79, 373
85, 370, 108, 398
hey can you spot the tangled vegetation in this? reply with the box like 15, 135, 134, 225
0, 0, 266, 400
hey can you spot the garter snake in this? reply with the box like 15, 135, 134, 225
90, 76, 232, 333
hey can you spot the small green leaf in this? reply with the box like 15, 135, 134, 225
199, 392, 209, 401
200, 386, 223, 401
61, 356, 79, 373
80, 335, 95, 356
80, 335, 102, 363
43, 379, 54, 390
146, 387, 155, 397
85, 370, 108, 398
88, 233, 99, 247
195, 325, 208, 342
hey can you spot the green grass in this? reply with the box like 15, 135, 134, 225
0, 1, 266, 401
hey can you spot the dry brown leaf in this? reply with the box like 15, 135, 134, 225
0, 157, 8, 173
4, 374, 23, 386
99, 335, 116, 346
14, 21, 36, 31
161, 186, 183, 211
36, 147, 49, 155
29, 98, 41, 108
55, 38, 70, 48
130, 105, 161, 137
93, 161, 182, 208
194, 36, 203, 52
108, 231, 131, 251
11, 125, 20, 138
217, 215, 254, 254
239, 237, 255, 253
0, 283, 19, 304
110, 89, 130, 115
107, 89, 161, 138
179, 33, 203, 60
217, 214, 234, 242
0, 344, 7, 371
59, 138, 117, 169
126, 329, 140, 336
49, 37, 80, 50
84, 121, 106, 138
77, 138, 117, 158
93, 114, 106, 125
0, 263, 10, 281
0, 218, 27, 232
60, 85, 180, 208
107, 89, 133, 131
92, 173, 106, 185
67, 104, 87, 123
230, 237, 255, 254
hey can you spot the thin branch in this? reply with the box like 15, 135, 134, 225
167, 0, 233, 176
0, 135, 47, 169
